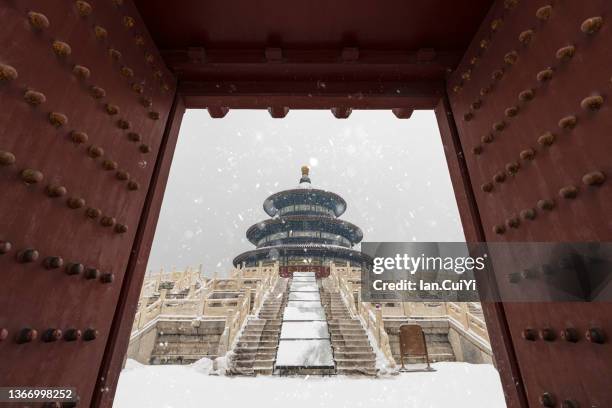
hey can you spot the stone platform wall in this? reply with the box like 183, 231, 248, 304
128, 319, 226, 364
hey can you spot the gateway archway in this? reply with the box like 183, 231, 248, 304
0, 1, 610, 407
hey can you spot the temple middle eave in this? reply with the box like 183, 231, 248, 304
245, 215, 364, 246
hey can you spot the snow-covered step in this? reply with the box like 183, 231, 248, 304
239, 335, 280, 342
149, 355, 202, 365
326, 311, 352, 316
333, 351, 377, 359
236, 340, 279, 347
233, 345, 277, 352
242, 330, 281, 337
336, 367, 378, 376
258, 314, 283, 319
335, 359, 376, 371
329, 327, 366, 333
233, 352, 277, 361
332, 345, 374, 353
233, 359, 275, 368
327, 323, 363, 329
247, 319, 282, 324
330, 339, 373, 348
331, 332, 369, 341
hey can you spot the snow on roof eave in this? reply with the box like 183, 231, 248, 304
263, 198, 278, 216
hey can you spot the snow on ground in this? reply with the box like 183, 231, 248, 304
115, 359, 507, 408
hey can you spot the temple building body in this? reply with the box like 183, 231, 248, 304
234, 166, 369, 278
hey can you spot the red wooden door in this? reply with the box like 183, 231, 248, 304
445, 1, 612, 406
0, 1, 177, 406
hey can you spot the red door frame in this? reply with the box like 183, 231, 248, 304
94, 93, 186, 407
435, 95, 527, 408
95, 87, 526, 408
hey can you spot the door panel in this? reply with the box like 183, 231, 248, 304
0, 0, 175, 405
447, 1, 612, 406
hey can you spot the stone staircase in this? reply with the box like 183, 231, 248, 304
320, 284, 378, 376
228, 278, 289, 375
228, 275, 382, 376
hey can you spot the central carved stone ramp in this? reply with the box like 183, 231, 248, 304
228, 278, 289, 375
320, 281, 378, 376
275, 272, 335, 375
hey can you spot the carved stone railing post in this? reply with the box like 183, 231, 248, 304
244, 287, 252, 311
218, 324, 230, 356
460, 302, 470, 330
201, 296, 209, 316
135, 308, 144, 331
155, 268, 163, 291
188, 278, 198, 298
375, 304, 383, 344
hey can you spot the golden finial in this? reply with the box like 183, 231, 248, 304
301, 165, 309, 176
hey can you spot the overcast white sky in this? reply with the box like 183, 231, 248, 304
146, 109, 465, 276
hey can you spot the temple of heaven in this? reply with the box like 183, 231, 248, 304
233, 166, 370, 277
